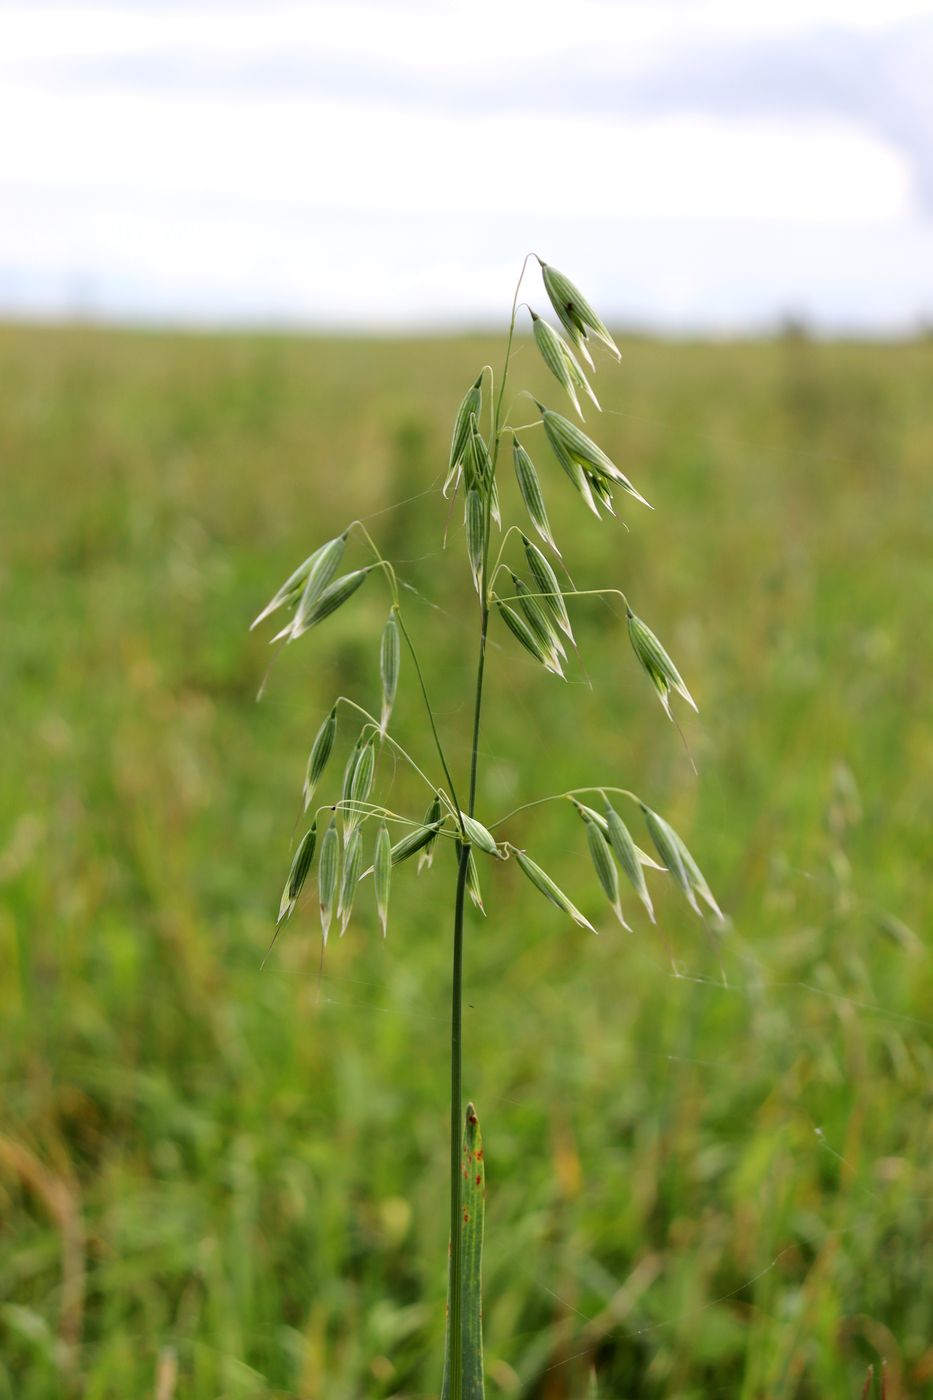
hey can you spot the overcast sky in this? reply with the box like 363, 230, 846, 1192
3, 0, 932, 331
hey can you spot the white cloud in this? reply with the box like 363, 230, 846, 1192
1, 0, 931, 328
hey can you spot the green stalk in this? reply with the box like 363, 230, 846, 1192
445, 261, 526, 1398
446, 843, 470, 1397
447, 603, 488, 1400
395, 611, 463, 822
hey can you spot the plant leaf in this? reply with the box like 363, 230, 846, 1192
441, 1103, 486, 1400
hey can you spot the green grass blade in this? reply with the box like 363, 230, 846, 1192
441, 1103, 486, 1400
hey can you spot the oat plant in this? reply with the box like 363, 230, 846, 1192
252, 254, 723, 1397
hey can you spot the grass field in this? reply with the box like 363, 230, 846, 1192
1, 323, 931, 1399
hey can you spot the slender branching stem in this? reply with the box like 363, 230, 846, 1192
350, 521, 465, 829
491, 585, 630, 611
317, 799, 437, 830
491, 255, 532, 449
334, 696, 444, 803
349, 519, 401, 605
502, 418, 544, 433
395, 612, 465, 831
488, 785, 642, 831
486, 525, 528, 592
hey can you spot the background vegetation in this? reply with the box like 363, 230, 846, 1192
1, 324, 930, 1398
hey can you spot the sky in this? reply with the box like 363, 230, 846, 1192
2, 0, 933, 332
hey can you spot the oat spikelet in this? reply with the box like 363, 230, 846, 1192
379, 611, 400, 735
304, 706, 337, 810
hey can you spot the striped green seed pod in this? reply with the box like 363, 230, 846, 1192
584, 816, 629, 928
521, 535, 574, 642
280, 568, 369, 642
604, 801, 655, 922
626, 609, 697, 720
531, 311, 599, 420
379, 611, 400, 735
512, 438, 558, 553
459, 813, 499, 856
540, 261, 621, 365
467, 417, 500, 527
587, 472, 616, 515
445, 374, 483, 496
341, 736, 363, 809
417, 794, 443, 872
318, 818, 340, 944
251, 534, 345, 631
466, 848, 485, 914
572, 800, 660, 880
513, 848, 595, 932
337, 827, 363, 935
570, 800, 609, 834
540, 406, 650, 508
496, 600, 563, 677
465, 488, 486, 596
641, 804, 701, 916
543, 268, 594, 369
564, 340, 601, 412
560, 442, 602, 515
346, 737, 376, 838
510, 572, 566, 662
277, 820, 317, 926
340, 730, 367, 837
286, 534, 347, 635
374, 823, 391, 936
532, 310, 583, 417
303, 705, 337, 810
391, 820, 443, 866
672, 828, 723, 920
468, 416, 492, 487
545, 426, 603, 518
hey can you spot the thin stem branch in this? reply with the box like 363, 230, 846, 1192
315, 799, 431, 829
491, 253, 533, 446
349, 519, 400, 605
349, 521, 465, 829
485, 525, 527, 609
502, 418, 544, 433
488, 785, 641, 831
395, 612, 465, 830
492, 585, 631, 610
334, 697, 451, 810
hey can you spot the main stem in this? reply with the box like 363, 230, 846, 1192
448, 596, 489, 1396
448, 842, 469, 1395
447, 260, 526, 1397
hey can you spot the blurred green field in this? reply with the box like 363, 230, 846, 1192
1, 323, 931, 1399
